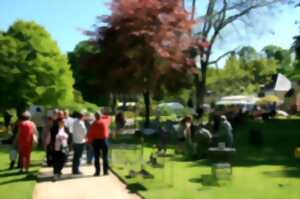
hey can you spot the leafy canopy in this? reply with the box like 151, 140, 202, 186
84, 0, 203, 96
0, 20, 74, 111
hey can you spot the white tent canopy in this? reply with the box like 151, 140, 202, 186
158, 102, 184, 110
216, 95, 259, 106
274, 73, 292, 92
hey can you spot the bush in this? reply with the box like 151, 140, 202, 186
256, 95, 280, 105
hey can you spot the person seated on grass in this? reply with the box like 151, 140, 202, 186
193, 124, 212, 159
176, 116, 193, 154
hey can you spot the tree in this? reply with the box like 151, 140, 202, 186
0, 20, 74, 114
262, 45, 292, 76
183, 0, 291, 107
86, 0, 201, 126
238, 46, 257, 61
207, 50, 278, 97
67, 40, 110, 105
291, 35, 300, 80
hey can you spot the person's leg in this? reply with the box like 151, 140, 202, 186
9, 160, 15, 169
37, 127, 43, 148
57, 152, 65, 175
86, 144, 93, 164
18, 149, 25, 171
53, 151, 59, 175
72, 144, 80, 174
46, 145, 53, 166
24, 150, 32, 172
92, 140, 100, 176
101, 140, 109, 175
76, 144, 84, 173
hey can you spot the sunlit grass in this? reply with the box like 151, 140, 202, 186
0, 149, 44, 199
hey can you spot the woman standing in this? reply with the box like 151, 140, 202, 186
17, 111, 37, 173
52, 118, 69, 181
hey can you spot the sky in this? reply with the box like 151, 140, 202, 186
0, 0, 299, 62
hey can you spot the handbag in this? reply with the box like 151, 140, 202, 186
61, 144, 69, 155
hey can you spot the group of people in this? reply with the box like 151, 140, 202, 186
8, 107, 112, 181
176, 114, 234, 158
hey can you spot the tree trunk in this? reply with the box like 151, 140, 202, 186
111, 94, 117, 114
143, 90, 150, 128
195, 59, 208, 108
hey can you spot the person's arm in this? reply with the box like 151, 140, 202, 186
32, 123, 39, 145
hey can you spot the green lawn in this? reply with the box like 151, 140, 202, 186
0, 149, 44, 199
111, 118, 300, 199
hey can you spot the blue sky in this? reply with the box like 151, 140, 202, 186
0, 0, 299, 60
0, 0, 110, 52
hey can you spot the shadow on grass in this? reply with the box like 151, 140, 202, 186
127, 183, 147, 193
0, 172, 37, 185
189, 174, 218, 187
263, 166, 300, 178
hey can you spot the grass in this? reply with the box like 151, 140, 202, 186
111, 118, 300, 199
0, 149, 44, 199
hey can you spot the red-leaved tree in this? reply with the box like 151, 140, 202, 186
85, 0, 206, 126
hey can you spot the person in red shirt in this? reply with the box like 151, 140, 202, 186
87, 110, 111, 176
17, 111, 37, 173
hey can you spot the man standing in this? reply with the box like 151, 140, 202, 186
87, 110, 111, 176
72, 111, 87, 175
219, 115, 234, 147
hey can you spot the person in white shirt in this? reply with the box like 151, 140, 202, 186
72, 111, 87, 175
52, 118, 68, 181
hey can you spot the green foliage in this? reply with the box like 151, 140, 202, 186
263, 45, 292, 76
154, 88, 192, 106
67, 40, 108, 106
291, 36, 300, 80
207, 47, 279, 97
0, 20, 75, 111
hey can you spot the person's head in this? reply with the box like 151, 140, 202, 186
220, 115, 227, 122
36, 107, 41, 113
57, 111, 64, 120
21, 111, 31, 121
57, 118, 64, 128
85, 112, 94, 121
63, 110, 69, 118
78, 110, 86, 120
181, 116, 192, 127
95, 112, 101, 120
100, 107, 110, 116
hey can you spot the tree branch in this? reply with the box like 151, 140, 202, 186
208, 48, 239, 65
222, 0, 280, 28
